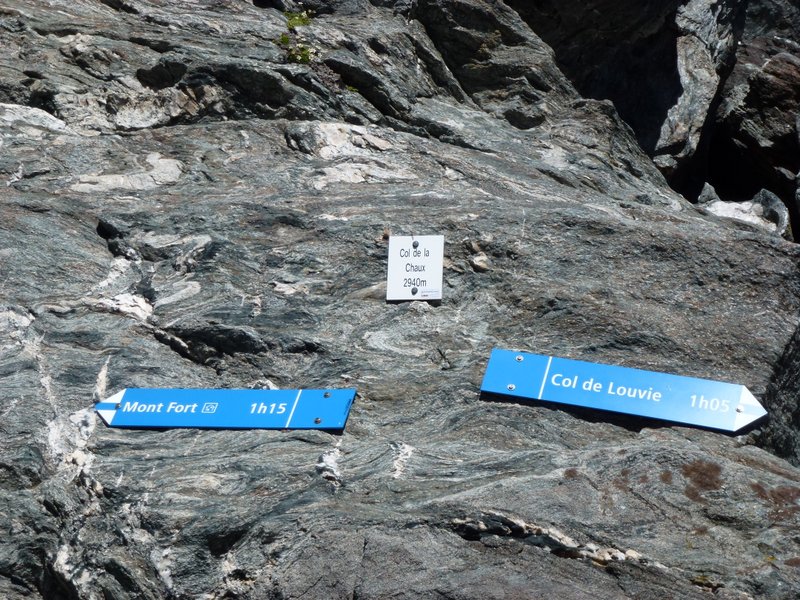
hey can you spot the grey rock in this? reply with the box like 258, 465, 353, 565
755, 189, 792, 236
697, 182, 721, 205
653, 0, 744, 178
761, 324, 800, 474
702, 189, 791, 237
1, 2, 800, 600
410, 0, 578, 129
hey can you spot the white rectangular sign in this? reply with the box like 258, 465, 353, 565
386, 235, 444, 301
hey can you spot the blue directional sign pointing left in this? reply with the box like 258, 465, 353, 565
95, 388, 356, 431
481, 349, 767, 432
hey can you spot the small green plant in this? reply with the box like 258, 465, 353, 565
287, 43, 315, 64
276, 32, 291, 47
285, 10, 311, 30
276, 11, 316, 64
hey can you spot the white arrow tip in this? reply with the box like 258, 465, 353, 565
734, 387, 767, 431
96, 408, 117, 426
95, 389, 126, 426
103, 389, 126, 405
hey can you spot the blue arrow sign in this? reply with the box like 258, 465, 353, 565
95, 388, 356, 431
481, 349, 767, 432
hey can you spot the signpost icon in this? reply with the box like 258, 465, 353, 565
481, 349, 767, 432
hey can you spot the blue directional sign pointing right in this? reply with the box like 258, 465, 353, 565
481, 349, 767, 432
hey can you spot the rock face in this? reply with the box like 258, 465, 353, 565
510, 0, 800, 234
708, 1, 800, 231
507, 0, 747, 189
1, 1, 800, 599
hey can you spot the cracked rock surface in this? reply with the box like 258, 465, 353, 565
2, 1, 800, 599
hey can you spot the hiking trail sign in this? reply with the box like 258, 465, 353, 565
480, 349, 767, 432
95, 388, 356, 431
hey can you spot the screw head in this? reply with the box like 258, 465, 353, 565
412, 240, 419, 249
507, 384, 516, 391
314, 417, 322, 424
411, 287, 418, 295
736, 406, 743, 413
323, 392, 331, 398
515, 355, 524, 362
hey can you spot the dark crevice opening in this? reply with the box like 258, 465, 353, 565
506, 1, 683, 156
508, 1, 800, 238
706, 125, 800, 239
